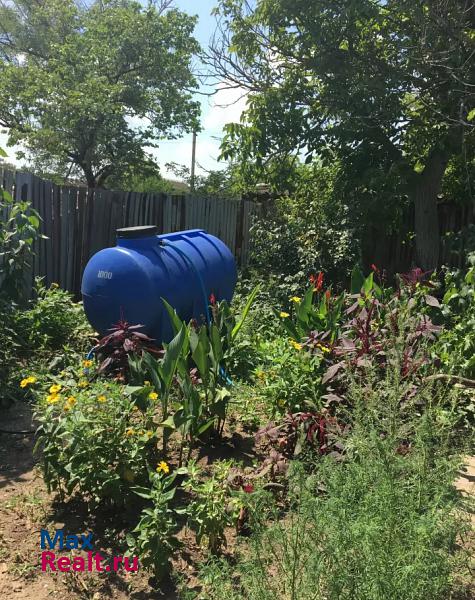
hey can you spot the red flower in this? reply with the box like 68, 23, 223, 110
371, 264, 379, 273
209, 293, 216, 305
325, 289, 331, 301
310, 271, 324, 292
242, 484, 254, 493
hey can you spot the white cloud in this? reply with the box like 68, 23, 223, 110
202, 83, 248, 131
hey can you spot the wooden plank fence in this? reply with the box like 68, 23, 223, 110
363, 200, 475, 274
0, 167, 264, 299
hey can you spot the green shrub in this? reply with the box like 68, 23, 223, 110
438, 252, 475, 379
34, 376, 158, 503
0, 188, 44, 303
20, 278, 90, 351
254, 336, 323, 415
248, 164, 359, 298
199, 365, 472, 600
182, 460, 237, 553
127, 467, 183, 582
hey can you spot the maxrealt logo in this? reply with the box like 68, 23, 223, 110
40, 529, 138, 573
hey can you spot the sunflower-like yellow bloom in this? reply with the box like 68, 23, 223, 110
97, 395, 107, 403
279, 311, 290, 318
49, 384, 61, 394
20, 376, 37, 388
290, 340, 303, 350
290, 296, 302, 303
156, 461, 170, 474
148, 392, 158, 401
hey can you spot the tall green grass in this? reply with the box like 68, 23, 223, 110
196, 361, 472, 600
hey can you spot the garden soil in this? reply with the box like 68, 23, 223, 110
0, 401, 473, 599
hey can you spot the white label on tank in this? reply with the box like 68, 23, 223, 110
97, 270, 113, 279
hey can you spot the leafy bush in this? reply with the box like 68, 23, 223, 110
200, 369, 471, 600
0, 188, 44, 303
127, 467, 184, 581
19, 278, 90, 351
438, 252, 475, 378
182, 460, 237, 553
248, 164, 359, 298
34, 376, 158, 503
253, 336, 323, 414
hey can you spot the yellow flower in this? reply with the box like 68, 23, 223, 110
144, 380, 151, 386
290, 296, 302, 303
156, 461, 170, 474
50, 283, 59, 289
66, 396, 77, 407
46, 394, 60, 404
97, 395, 107, 403
148, 392, 158, 401
126, 428, 135, 437
82, 359, 93, 368
277, 399, 285, 408
279, 311, 290, 318
317, 343, 331, 354
49, 384, 61, 394
255, 369, 266, 381
20, 376, 36, 388
146, 430, 153, 439
290, 340, 303, 351
78, 380, 89, 388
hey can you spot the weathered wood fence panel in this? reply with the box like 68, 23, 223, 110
0, 168, 259, 298
363, 200, 475, 274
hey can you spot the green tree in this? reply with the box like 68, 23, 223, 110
0, 0, 200, 188
208, 0, 475, 269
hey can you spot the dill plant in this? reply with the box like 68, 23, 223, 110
198, 357, 472, 600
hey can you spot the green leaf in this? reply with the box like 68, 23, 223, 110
162, 298, 185, 336
28, 214, 40, 228
467, 108, 475, 122
0, 147, 7, 157
131, 485, 153, 499
363, 272, 374, 295
414, 160, 425, 174
232, 285, 260, 340
142, 352, 164, 395
191, 326, 210, 381
209, 323, 223, 364
350, 265, 365, 294
161, 325, 186, 389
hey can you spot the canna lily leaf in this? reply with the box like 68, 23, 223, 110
232, 284, 260, 340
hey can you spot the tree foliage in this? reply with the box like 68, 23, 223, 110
0, 0, 201, 187
208, 0, 475, 269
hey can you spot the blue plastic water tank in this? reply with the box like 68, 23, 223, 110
81, 226, 237, 343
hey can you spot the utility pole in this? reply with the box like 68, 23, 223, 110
190, 130, 197, 192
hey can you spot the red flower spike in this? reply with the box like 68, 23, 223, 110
325, 289, 331, 301
371, 264, 379, 273
311, 271, 324, 292
209, 293, 216, 305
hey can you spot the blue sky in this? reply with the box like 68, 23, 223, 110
0, 0, 247, 180
154, 0, 247, 178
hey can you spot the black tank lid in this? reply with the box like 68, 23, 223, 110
116, 225, 158, 239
